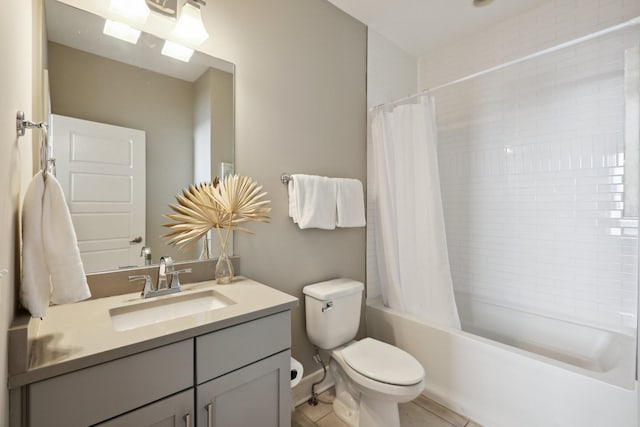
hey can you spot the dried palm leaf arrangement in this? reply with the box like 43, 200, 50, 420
163, 175, 271, 283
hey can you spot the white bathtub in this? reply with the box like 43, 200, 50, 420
366, 296, 638, 427
454, 293, 636, 385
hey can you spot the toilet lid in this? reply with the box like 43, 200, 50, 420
341, 338, 424, 386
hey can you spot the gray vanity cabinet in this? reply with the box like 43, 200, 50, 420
196, 351, 290, 427
19, 311, 292, 427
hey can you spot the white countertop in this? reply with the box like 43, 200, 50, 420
9, 277, 298, 388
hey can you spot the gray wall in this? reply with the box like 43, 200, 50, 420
193, 67, 234, 183
193, 68, 234, 257
47, 42, 197, 263
1, 1, 39, 423
202, 0, 367, 375
207, 68, 234, 180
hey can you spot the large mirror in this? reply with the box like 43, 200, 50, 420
43, 0, 234, 273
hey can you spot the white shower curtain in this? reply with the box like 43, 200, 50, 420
371, 95, 461, 329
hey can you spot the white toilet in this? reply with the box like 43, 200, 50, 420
304, 278, 425, 427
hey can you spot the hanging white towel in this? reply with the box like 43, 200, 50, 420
21, 171, 91, 318
288, 174, 337, 229
335, 178, 366, 228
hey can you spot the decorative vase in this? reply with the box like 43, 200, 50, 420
199, 234, 210, 260
215, 245, 234, 284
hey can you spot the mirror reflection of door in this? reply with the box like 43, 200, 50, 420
51, 114, 146, 273
44, 0, 235, 271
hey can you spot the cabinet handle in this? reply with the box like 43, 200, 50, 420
206, 403, 214, 427
184, 413, 191, 427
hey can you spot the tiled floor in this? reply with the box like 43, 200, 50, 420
292, 389, 482, 427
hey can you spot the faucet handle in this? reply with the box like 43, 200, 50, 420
128, 275, 153, 297
158, 256, 174, 290
169, 268, 192, 289
160, 256, 174, 272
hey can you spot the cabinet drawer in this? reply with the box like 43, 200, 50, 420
29, 339, 193, 427
196, 311, 290, 384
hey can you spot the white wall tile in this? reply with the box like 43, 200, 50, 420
430, 17, 639, 332
367, 0, 640, 332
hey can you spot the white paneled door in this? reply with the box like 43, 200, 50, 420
50, 114, 145, 273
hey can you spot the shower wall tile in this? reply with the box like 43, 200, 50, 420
436, 13, 640, 331
365, 0, 640, 332
434, 19, 639, 333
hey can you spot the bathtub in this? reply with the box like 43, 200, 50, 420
366, 296, 638, 427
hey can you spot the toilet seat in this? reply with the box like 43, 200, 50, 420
341, 338, 424, 386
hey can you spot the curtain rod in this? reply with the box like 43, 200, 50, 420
369, 15, 640, 112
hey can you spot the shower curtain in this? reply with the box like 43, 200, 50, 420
371, 95, 460, 329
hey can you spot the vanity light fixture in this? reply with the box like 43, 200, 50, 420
172, 0, 209, 46
103, 19, 142, 44
161, 40, 195, 62
109, 0, 150, 25
146, 0, 178, 18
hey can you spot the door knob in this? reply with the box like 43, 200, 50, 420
129, 236, 143, 244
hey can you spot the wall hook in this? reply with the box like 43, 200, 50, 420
16, 110, 43, 137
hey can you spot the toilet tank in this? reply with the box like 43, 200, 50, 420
303, 278, 364, 350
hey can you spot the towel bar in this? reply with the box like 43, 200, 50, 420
280, 174, 292, 184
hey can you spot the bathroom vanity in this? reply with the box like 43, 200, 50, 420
8, 277, 298, 427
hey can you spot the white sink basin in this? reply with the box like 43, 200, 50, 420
110, 290, 234, 331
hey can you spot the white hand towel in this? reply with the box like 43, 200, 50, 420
21, 173, 50, 317
21, 172, 91, 317
288, 179, 298, 223
288, 174, 337, 229
336, 178, 366, 228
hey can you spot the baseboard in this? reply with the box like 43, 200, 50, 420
291, 367, 335, 409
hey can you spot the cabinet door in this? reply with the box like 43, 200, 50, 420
29, 339, 194, 427
196, 350, 291, 427
96, 389, 194, 427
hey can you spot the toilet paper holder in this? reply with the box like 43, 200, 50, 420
290, 357, 303, 388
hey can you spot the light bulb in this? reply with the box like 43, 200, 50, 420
161, 40, 195, 62
103, 20, 141, 44
173, 2, 209, 46
109, 0, 150, 25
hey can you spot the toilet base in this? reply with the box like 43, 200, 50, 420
333, 395, 359, 427
330, 358, 405, 427
360, 396, 401, 427
334, 395, 401, 427
333, 394, 402, 427
332, 359, 359, 427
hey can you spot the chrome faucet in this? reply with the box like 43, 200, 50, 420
140, 246, 152, 265
157, 256, 173, 290
128, 256, 192, 299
